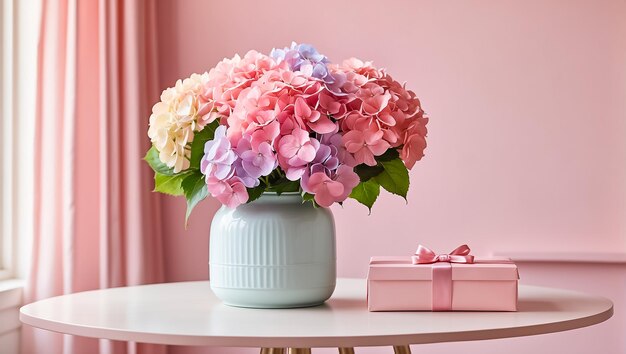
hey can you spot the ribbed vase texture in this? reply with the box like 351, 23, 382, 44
209, 193, 336, 308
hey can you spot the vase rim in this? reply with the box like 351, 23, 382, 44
254, 192, 303, 203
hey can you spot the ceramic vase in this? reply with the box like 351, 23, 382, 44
209, 193, 336, 308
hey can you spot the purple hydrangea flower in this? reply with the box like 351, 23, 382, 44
232, 137, 260, 188
240, 141, 277, 179
300, 133, 346, 194
321, 131, 356, 167
271, 42, 332, 82
200, 125, 237, 181
233, 160, 260, 188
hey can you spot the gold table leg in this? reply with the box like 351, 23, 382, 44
288, 349, 312, 354
338, 348, 355, 354
393, 345, 412, 354
260, 349, 285, 354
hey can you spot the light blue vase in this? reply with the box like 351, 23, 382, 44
209, 193, 336, 308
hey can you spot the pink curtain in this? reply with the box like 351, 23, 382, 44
23, 0, 165, 353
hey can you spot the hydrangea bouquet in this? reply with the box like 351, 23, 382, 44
145, 43, 428, 221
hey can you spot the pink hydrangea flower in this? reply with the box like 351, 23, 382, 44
277, 111, 304, 136
328, 58, 428, 168
306, 173, 343, 207
227, 86, 281, 140
152, 43, 429, 211
277, 127, 320, 180
304, 165, 360, 207
359, 85, 391, 116
198, 50, 280, 125
333, 165, 360, 200
250, 120, 280, 149
342, 128, 390, 166
400, 116, 429, 169
294, 97, 336, 134
318, 91, 347, 119
206, 176, 249, 208
340, 57, 384, 79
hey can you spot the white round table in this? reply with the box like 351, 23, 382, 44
20, 278, 613, 353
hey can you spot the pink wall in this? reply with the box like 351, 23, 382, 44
156, 0, 626, 353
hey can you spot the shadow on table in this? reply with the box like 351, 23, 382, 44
517, 299, 560, 312
319, 297, 367, 311
318, 299, 561, 313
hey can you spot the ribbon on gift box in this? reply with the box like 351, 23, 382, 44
408, 244, 515, 311
412, 244, 474, 311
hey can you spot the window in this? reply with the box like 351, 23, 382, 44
0, 0, 40, 281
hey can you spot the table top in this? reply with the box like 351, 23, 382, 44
20, 278, 613, 348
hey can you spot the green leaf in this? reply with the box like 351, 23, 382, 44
354, 164, 384, 182
302, 192, 315, 202
268, 179, 301, 195
349, 179, 380, 213
182, 172, 208, 225
144, 146, 176, 176
154, 172, 188, 196
353, 150, 402, 182
246, 185, 266, 204
376, 148, 400, 162
189, 121, 220, 169
301, 192, 320, 208
375, 157, 410, 200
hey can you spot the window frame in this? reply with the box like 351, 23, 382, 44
0, 0, 40, 281
0, 0, 13, 280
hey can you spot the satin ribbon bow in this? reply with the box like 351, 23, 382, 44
411, 244, 475, 265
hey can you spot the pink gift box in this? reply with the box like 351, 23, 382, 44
367, 256, 519, 312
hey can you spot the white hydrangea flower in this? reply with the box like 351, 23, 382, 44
148, 73, 210, 173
